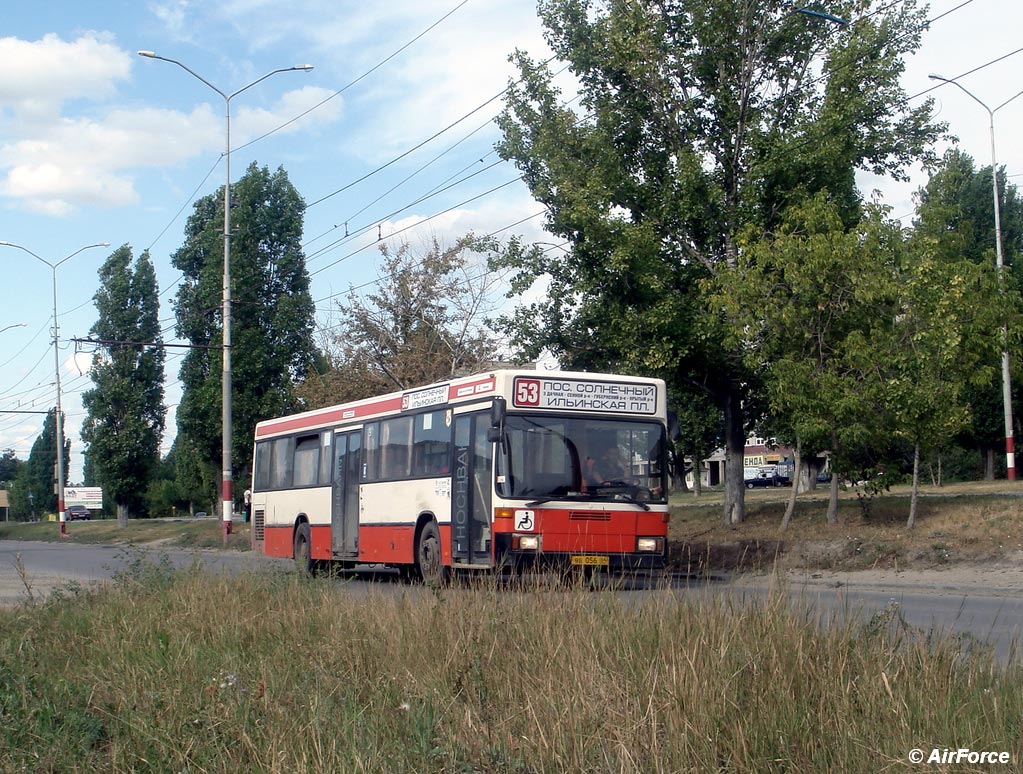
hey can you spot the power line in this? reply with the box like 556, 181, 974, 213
234, 0, 472, 155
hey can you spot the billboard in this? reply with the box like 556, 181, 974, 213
64, 487, 103, 508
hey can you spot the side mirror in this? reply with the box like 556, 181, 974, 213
488, 396, 507, 444
490, 396, 506, 428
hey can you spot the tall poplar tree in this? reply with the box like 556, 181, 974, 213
82, 245, 166, 524
19, 409, 69, 517
494, 0, 941, 525
173, 163, 315, 503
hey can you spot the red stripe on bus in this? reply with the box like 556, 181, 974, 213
447, 377, 495, 400
255, 396, 403, 437
255, 377, 497, 438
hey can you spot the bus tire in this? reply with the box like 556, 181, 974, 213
294, 522, 317, 576
416, 520, 447, 586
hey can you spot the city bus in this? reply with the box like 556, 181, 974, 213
251, 369, 670, 581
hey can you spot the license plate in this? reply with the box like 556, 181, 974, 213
571, 555, 609, 567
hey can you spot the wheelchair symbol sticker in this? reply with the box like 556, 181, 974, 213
515, 510, 535, 531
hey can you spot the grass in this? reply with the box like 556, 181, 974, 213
668, 480, 1023, 574
0, 560, 1021, 772
0, 517, 252, 551
3, 480, 1022, 574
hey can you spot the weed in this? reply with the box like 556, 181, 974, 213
1, 569, 1021, 772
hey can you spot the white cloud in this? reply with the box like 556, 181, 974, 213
233, 86, 343, 142
146, 1, 194, 43
0, 33, 131, 120
0, 81, 341, 215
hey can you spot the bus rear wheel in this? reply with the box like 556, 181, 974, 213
294, 522, 317, 576
416, 520, 447, 586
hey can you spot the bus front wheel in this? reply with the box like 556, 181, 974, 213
416, 520, 447, 586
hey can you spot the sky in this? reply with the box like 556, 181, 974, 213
1, 0, 1022, 484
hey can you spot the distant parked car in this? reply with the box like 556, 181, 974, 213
66, 505, 92, 521
194, 511, 208, 518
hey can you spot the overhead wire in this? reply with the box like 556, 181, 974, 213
303, 0, 996, 333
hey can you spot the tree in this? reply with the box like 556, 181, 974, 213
173, 163, 316, 504
715, 195, 904, 526
0, 448, 20, 486
913, 149, 1023, 477
81, 245, 166, 525
668, 387, 721, 495
493, 0, 941, 526
18, 409, 69, 517
298, 235, 504, 409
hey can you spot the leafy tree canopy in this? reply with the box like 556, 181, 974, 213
81, 245, 165, 522
494, 0, 941, 523
173, 163, 316, 496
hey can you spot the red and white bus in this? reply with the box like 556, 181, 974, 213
251, 369, 669, 581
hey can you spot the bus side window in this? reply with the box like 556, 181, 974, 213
319, 431, 332, 485
363, 422, 379, 481
293, 435, 320, 487
253, 440, 272, 491
270, 437, 294, 489
412, 409, 450, 476
380, 416, 412, 480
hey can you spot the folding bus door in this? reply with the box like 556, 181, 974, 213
331, 431, 361, 560
451, 413, 493, 567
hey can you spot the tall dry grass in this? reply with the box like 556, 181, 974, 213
1, 558, 1020, 772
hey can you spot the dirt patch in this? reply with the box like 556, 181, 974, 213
668, 538, 785, 575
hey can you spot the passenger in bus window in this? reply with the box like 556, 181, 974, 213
599, 447, 629, 482
583, 454, 601, 488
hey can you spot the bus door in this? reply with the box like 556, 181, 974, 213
331, 431, 362, 559
451, 413, 493, 567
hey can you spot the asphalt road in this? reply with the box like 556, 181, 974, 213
1, 539, 1020, 662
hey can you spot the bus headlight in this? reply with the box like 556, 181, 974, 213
513, 534, 540, 551
636, 537, 663, 553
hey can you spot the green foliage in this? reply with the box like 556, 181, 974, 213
0, 448, 19, 485
81, 245, 165, 520
717, 189, 1009, 523
173, 163, 316, 496
494, 0, 942, 524
915, 149, 1023, 461
13, 410, 69, 517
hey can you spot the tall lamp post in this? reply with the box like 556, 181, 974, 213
138, 52, 313, 541
929, 74, 1023, 481
0, 241, 110, 534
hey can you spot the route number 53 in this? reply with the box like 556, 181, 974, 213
515, 378, 541, 407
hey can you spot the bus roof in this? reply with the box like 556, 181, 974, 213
255, 369, 666, 438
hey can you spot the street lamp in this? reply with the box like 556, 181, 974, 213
0, 241, 110, 534
929, 74, 1023, 481
138, 52, 313, 541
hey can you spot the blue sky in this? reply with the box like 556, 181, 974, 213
1, 0, 1022, 482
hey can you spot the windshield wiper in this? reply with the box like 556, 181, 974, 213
525, 493, 592, 507
525, 490, 651, 510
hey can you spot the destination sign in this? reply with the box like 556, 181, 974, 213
401, 384, 449, 411
512, 377, 657, 414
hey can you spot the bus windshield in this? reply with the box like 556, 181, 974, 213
495, 415, 667, 503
